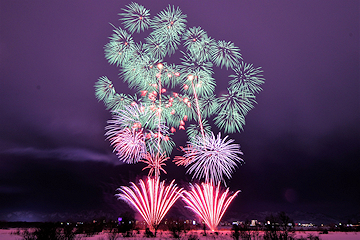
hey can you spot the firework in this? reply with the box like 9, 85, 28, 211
144, 35, 167, 60
217, 88, 255, 116
96, 2, 266, 227
180, 51, 213, 75
182, 133, 243, 184
186, 120, 212, 140
182, 26, 208, 51
214, 110, 246, 134
198, 95, 219, 119
150, 5, 187, 55
119, 2, 151, 33
193, 36, 217, 62
116, 177, 183, 231
173, 144, 196, 166
140, 150, 168, 178
229, 61, 265, 94
211, 40, 242, 69
182, 182, 240, 231
94, 76, 116, 106
104, 26, 134, 66
106, 103, 155, 131
107, 127, 146, 164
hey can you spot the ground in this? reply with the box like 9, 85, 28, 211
1, 229, 359, 240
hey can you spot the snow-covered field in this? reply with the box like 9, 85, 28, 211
1, 229, 359, 239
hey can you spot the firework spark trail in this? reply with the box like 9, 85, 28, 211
116, 177, 183, 231
157, 63, 164, 156
182, 182, 240, 231
188, 74, 205, 140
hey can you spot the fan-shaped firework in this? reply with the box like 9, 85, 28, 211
182, 182, 240, 231
183, 133, 243, 184
104, 26, 134, 66
211, 40, 242, 69
106, 127, 146, 164
140, 150, 168, 178
119, 2, 151, 33
116, 178, 183, 231
229, 61, 265, 94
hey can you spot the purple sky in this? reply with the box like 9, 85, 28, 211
1, 1, 359, 223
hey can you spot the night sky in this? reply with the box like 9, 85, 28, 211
1, 1, 359, 223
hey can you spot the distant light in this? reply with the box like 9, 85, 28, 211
193, 220, 196, 225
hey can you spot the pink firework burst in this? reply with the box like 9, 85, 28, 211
182, 182, 240, 231
107, 127, 146, 164
140, 150, 168, 178
172, 144, 196, 166
116, 177, 183, 231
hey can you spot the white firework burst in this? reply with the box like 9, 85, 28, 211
183, 132, 243, 184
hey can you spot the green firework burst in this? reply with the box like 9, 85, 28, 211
217, 88, 256, 116
229, 61, 265, 94
144, 35, 167, 60
211, 40, 242, 69
214, 110, 246, 133
150, 5, 187, 55
198, 95, 219, 119
119, 2, 151, 33
94, 76, 116, 104
186, 120, 212, 139
104, 26, 134, 66
182, 26, 208, 51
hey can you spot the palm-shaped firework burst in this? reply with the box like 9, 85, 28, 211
95, 2, 265, 232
